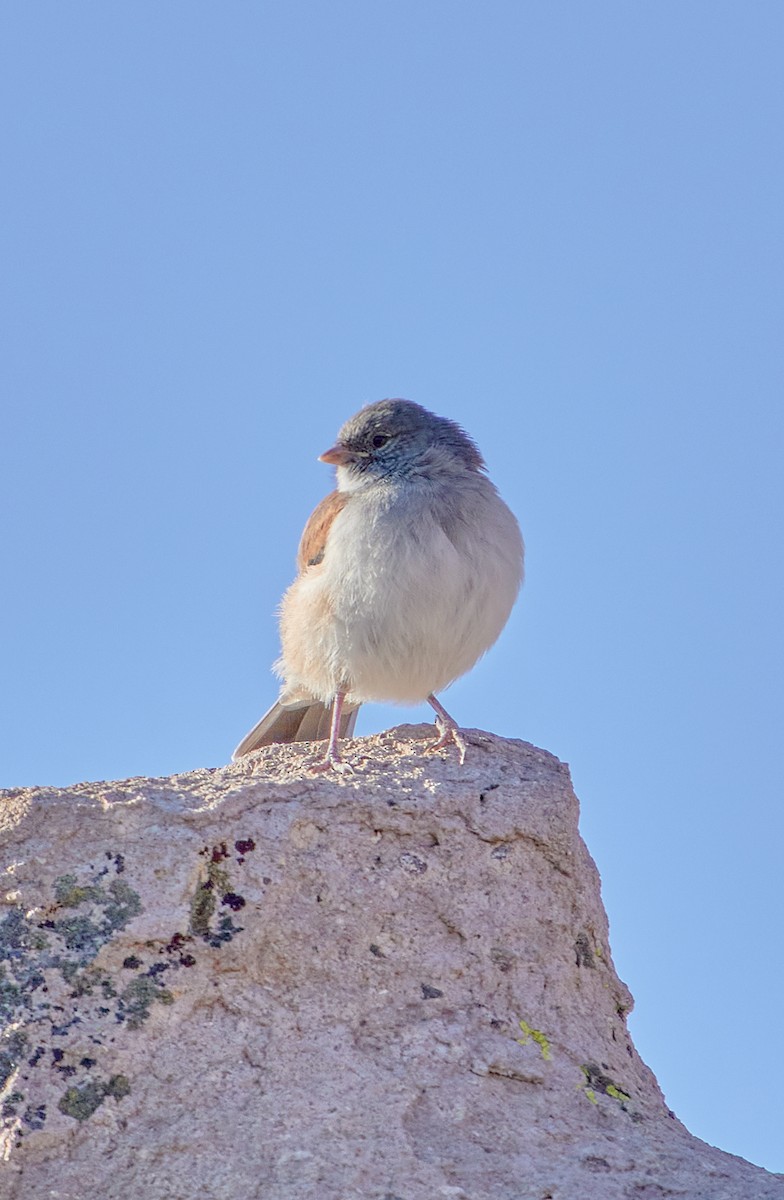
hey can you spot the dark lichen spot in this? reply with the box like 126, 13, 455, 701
369, 944, 383, 958
23, 1103, 46, 1131
123, 955, 142, 970
2, 1090, 24, 1119
27, 1046, 45, 1068
490, 946, 515, 973
221, 893, 246, 912
165, 931, 192, 955
235, 839, 255, 856
207, 915, 243, 949
399, 853, 427, 876
583, 1156, 611, 1172
51, 1016, 83, 1036
421, 984, 443, 1000
575, 932, 596, 968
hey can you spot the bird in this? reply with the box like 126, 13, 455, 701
233, 398, 524, 771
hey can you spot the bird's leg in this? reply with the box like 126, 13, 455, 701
310, 690, 352, 773
425, 694, 468, 765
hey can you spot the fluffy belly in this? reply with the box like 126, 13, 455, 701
278, 503, 522, 706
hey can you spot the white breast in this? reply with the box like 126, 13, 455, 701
278, 475, 523, 707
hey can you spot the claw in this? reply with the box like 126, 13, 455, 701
425, 694, 468, 764
310, 752, 354, 775
426, 719, 468, 765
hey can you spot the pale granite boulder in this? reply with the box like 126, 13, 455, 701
1, 726, 781, 1199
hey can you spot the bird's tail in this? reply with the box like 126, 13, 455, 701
232, 698, 360, 760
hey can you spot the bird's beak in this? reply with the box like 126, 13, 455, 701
319, 444, 354, 466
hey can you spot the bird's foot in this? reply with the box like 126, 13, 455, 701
426, 716, 468, 765
310, 750, 354, 775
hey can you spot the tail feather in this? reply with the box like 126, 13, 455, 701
232, 698, 359, 760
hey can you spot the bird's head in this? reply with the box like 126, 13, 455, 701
319, 398, 485, 489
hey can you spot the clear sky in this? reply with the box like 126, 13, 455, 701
2, 0, 782, 1175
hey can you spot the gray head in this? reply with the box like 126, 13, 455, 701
319, 399, 485, 484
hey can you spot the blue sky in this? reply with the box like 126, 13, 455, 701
2, 1, 783, 1174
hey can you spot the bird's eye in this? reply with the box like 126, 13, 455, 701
371, 433, 390, 449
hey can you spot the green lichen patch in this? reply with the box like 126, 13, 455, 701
54, 874, 103, 908
2, 840, 253, 1154
101, 880, 144, 930
1, 907, 48, 958
0, 1031, 28, 1091
581, 1063, 632, 1110
57, 1074, 131, 1122
516, 1019, 552, 1061
117, 974, 174, 1030
62, 964, 118, 1001
0, 856, 141, 1149
189, 844, 247, 946
48, 876, 142, 966
0, 967, 23, 1023
189, 883, 216, 940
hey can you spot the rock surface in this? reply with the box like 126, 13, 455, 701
0, 725, 781, 1200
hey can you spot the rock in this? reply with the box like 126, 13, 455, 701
0, 725, 781, 1199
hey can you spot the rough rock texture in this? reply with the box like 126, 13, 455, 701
1, 726, 781, 1200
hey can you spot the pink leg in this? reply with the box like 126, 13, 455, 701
426, 694, 468, 765
311, 690, 351, 773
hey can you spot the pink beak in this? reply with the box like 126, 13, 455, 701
319, 444, 354, 466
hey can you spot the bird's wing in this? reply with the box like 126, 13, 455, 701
296, 489, 350, 572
